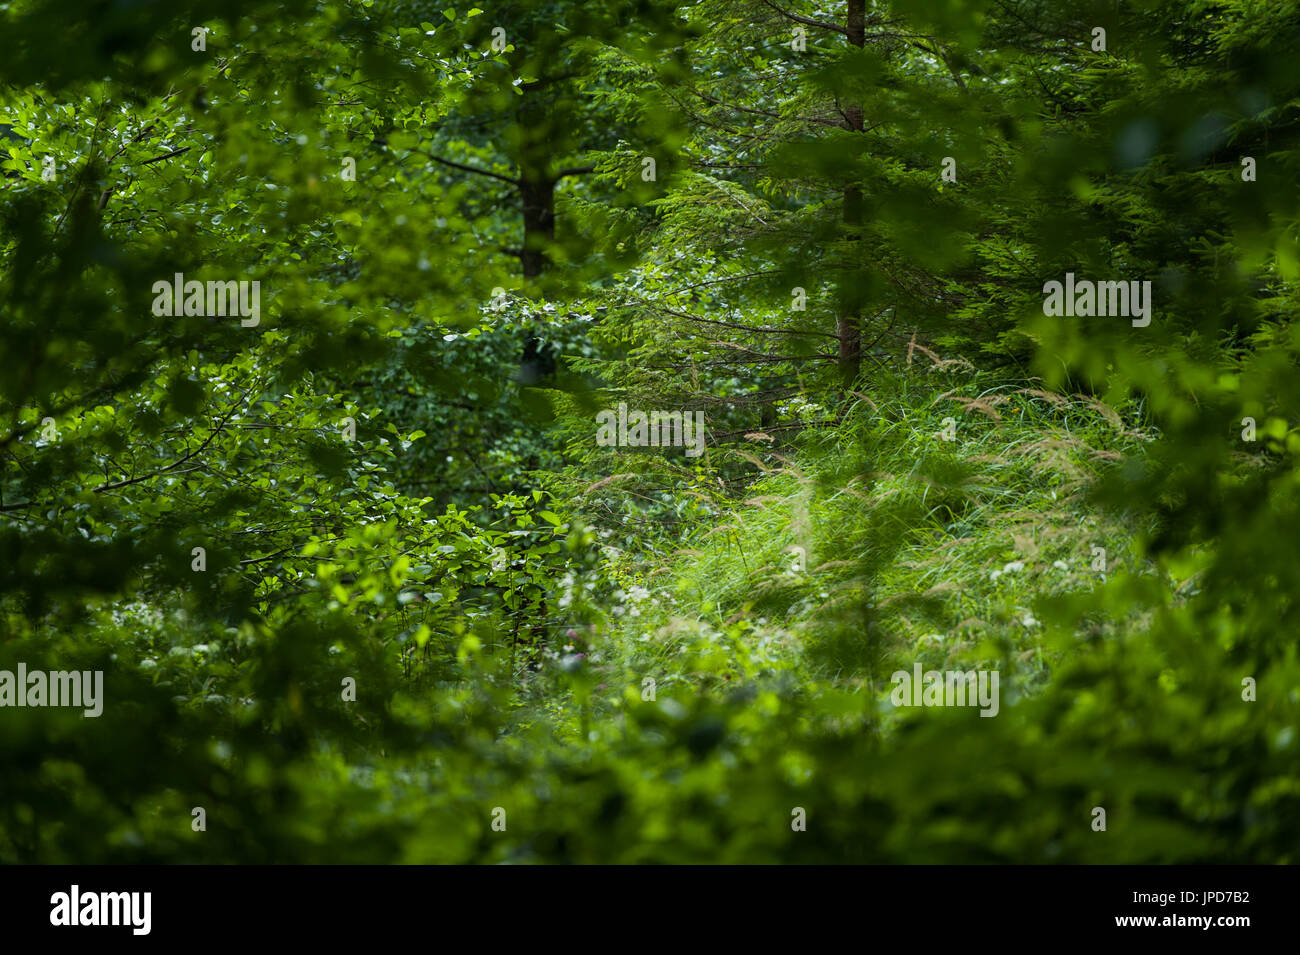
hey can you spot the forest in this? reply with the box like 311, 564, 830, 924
1, 0, 1298, 865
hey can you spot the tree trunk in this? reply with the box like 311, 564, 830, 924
516, 175, 558, 382
839, 0, 866, 389
519, 175, 556, 280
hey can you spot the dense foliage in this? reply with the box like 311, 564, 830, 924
1, 0, 1297, 863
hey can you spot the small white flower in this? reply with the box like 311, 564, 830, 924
1002, 561, 1024, 574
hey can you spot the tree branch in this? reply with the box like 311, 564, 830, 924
760, 0, 850, 37
138, 146, 192, 166
644, 302, 841, 339
92, 389, 248, 493
418, 150, 519, 186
